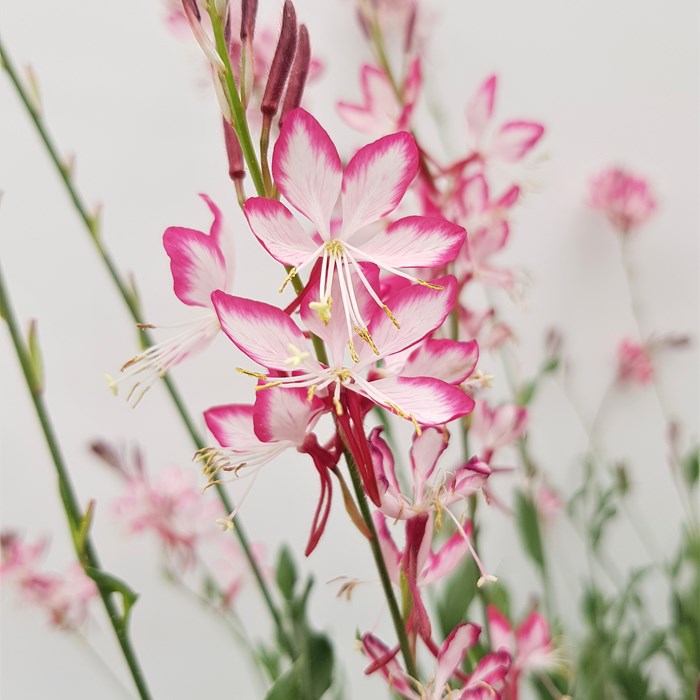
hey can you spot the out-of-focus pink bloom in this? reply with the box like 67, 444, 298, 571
210, 539, 269, 609
464, 75, 544, 171
361, 627, 511, 699
1, 532, 97, 630
617, 339, 653, 385
536, 486, 563, 526
470, 401, 528, 462
114, 466, 222, 568
110, 195, 233, 406
244, 108, 465, 350
487, 605, 558, 699
338, 59, 421, 136
589, 167, 656, 233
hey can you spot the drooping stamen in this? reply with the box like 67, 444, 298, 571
443, 507, 497, 587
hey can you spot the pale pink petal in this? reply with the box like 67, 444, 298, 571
336, 103, 388, 134
272, 108, 342, 236
163, 227, 227, 308
253, 386, 322, 445
434, 623, 481, 692
372, 512, 402, 583
361, 633, 418, 699
369, 427, 405, 519
402, 339, 479, 385
341, 132, 419, 237
204, 404, 262, 451
244, 198, 318, 266
489, 121, 545, 162
359, 277, 457, 363
409, 427, 448, 494
457, 175, 489, 217
422, 531, 469, 586
358, 216, 465, 268
497, 185, 520, 209
515, 612, 553, 671
487, 604, 516, 655
364, 376, 475, 425
466, 74, 497, 145
460, 650, 511, 699
211, 292, 312, 372
363, 64, 400, 121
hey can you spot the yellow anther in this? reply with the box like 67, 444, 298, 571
236, 367, 267, 379
382, 304, 400, 329
333, 396, 344, 415
348, 338, 360, 363
279, 267, 297, 293
104, 374, 118, 396
324, 240, 344, 256
284, 343, 310, 367
354, 326, 379, 355
307, 385, 317, 402
255, 381, 283, 391
410, 415, 422, 436
309, 297, 332, 324
387, 402, 408, 419
333, 368, 352, 383
417, 279, 445, 290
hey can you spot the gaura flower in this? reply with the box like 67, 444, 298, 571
211, 276, 473, 429
361, 626, 511, 700
243, 108, 466, 353
589, 167, 656, 233
337, 58, 421, 136
487, 605, 560, 699
110, 195, 232, 405
199, 387, 338, 555
616, 339, 653, 385
464, 74, 545, 170
470, 401, 527, 463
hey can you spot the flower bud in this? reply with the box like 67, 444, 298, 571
240, 0, 258, 41
261, 1, 297, 117
222, 118, 245, 181
280, 24, 310, 126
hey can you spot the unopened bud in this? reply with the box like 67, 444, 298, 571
223, 118, 245, 180
181, 0, 200, 22
404, 5, 417, 54
280, 24, 310, 125
240, 0, 259, 41
261, 0, 297, 117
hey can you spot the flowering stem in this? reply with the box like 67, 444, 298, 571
207, 3, 266, 197
0, 263, 153, 700
342, 448, 418, 682
0, 37, 296, 662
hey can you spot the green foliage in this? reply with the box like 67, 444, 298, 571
276, 546, 298, 602
514, 490, 546, 571
436, 556, 479, 639
681, 445, 699, 488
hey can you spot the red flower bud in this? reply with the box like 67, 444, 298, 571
261, 1, 297, 117
280, 24, 311, 126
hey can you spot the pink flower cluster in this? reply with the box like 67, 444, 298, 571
589, 167, 656, 233
0, 532, 97, 630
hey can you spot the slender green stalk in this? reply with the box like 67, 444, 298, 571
0, 263, 152, 700
0, 35, 295, 660
206, 3, 265, 196
343, 450, 418, 681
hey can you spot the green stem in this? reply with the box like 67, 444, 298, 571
206, 3, 265, 196
0, 36, 295, 662
343, 449, 418, 682
0, 263, 152, 700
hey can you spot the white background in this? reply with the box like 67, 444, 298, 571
1, 0, 698, 698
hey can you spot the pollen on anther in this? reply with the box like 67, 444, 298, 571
417, 279, 444, 290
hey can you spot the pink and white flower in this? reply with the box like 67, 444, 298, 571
470, 401, 527, 462
487, 605, 559, 699
338, 59, 421, 136
110, 194, 233, 405
464, 75, 544, 171
589, 167, 656, 233
244, 108, 465, 352
616, 339, 653, 385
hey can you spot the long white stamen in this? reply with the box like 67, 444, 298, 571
339, 253, 369, 333
343, 247, 390, 314
334, 257, 361, 361
318, 248, 330, 300
443, 507, 496, 587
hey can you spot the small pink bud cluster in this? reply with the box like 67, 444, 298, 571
589, 167, 657, 233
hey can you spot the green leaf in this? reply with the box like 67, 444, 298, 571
27, 319, 43, 392
436, 557, 478, 638
633, 629, 666, 664
84, 566, 138, 626
514, 490, 545, 571
517, 381, 536, 406
276, 546, 298, 602
75, 500, 95, 556
682, 446, 699, 487
541, 357, 560, 374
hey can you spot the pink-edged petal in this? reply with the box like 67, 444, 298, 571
199, 193, 224, 245
487, 605, 516, 655
211, 292, 312, 372
360, 277, 457, 363
460, 650, 512, 699
364, 376, 475, 426
341, 132, 419, 237
244, 198, 318, 266
472, 403, 528, 454
422, 531, 469, 586
203, 404, 261, 450
497, 184, 521, 209
369, 427, 405, 519
163, 227, 227, 308
435, 623, 481, 693
372, 511, 402, 583
363, 64, 400, 119
361, 633, 418, 699
466, 74, 497, 145
470, 220, 510, 261
336, 102, 389, 135
515, 612, 554, 671
457, 174, 489, 218
447, 457, 492, 504
253, 386, 323, 445
402, 339, 479, 385
409, 427, 448, 495
272, 108, 342, 236
489, 121, 545, 162
358, 216, 466, 269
